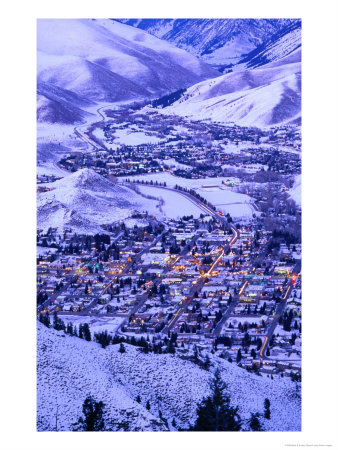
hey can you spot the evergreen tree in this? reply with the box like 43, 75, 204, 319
236, 349, 242, 364
167, 340, 175, 354
264, 398, 271, 419
136, 395, 141, 403
192, 369, 241, 431
82, 323, 91, 341
75, 396, 105, 431
119, 343, 126, 354
249, 413, 262, 431
45, 312, 50, 328
53, 311, 65, 331
38, 312, 50, 328
146, 400, 151, 410
66, 322, 74, 336
204, 355, 211, 370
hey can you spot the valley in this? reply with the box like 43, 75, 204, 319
36, 18, 302, 433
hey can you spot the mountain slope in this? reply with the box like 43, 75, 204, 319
37, 81, 95, 124
37, 169, 161, 232
37, 19, 218, 124
153, 54, 301, 128
238, 21, 301, 69
37, 321, 301, 431
119, 19, 298, 69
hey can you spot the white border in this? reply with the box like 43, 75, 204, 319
1, 1, 338, 449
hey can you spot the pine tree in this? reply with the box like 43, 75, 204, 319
119, 343, 126, 354
136, 395, 141, 403
82, 323, 91, 341
249, 413, 262, 431
236, 349, 242, 364
146, 400, 151, 410
264, 398, 271, 419
204, 355, 211, 370
167, 340, 175, 354
53, 311, 65, 331
66, 322, 73, 336
75, 396, 105, 431
193, 369, 241, 431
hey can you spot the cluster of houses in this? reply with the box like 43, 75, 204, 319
56, 107, 300, 184
37, 164, 301, 377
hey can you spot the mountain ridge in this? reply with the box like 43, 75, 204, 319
118, 19, 300, 70
37, 19, 218, 124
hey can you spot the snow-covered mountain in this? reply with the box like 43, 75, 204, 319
37, 19, 218, 123
37, 81, 95, 124
152, 50, 301, 128
37, 169, 161, 232
119, 19, 299, 69
37, 321, 301, 431
238, 21, 301, 69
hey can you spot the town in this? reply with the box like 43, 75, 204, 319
49, 108, 301, 182
37, 155, 301, 380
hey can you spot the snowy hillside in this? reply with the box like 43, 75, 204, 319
37, 322, 301, 431
37, 19, 218, 123
154, 55, 301, 128
238, 21, 301, 69
37, 169, 161, 233
119, 19, 298, 69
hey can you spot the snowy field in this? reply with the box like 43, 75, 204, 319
288, 174, 301, 206
111, 128, 166, 147
124, 173, 255, 219
37, 246, 58, 256
197, 187, 255, 218
136, 185, 203, 219
125, 171, 240, 189
60, 315, 124, 335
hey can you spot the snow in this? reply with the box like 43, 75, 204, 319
112, 128, 165, 146
197, 187, 255, 218
126, 172, 240, 189
122, 174, 255, 219
135, 185, 203, 219
158, 61, 301, 128
37, 169, 161, 233
37, 322, 301, 431
225, 315, 268, 328
37, 19, 217, 105
60, 315, 125, 335
37, 246, 58, 256
288, 174, 301, 206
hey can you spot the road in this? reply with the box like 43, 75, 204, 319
73, 102, 120, 152
121, 182, 242, 335
38, 275, 78, 313
161, 227, 240, 334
